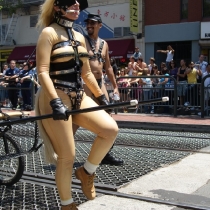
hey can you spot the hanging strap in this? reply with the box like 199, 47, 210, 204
65, 27, 84, 109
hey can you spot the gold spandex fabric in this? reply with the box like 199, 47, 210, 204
35, 23, 118, 201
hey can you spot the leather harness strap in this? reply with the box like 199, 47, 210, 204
85, 35, 105, 63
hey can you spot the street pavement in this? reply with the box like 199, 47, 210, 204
1, 109, 210, 209
78, 114, 210, 210
79, 149, 210, 210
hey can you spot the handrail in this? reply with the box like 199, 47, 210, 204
116, 75, 177, 117
200, 74, 210, 118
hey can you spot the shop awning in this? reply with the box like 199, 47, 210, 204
7, 46, 36, 63
106, 39, 135, 59
199, 40, 210, 46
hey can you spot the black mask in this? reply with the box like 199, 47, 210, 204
54, 0, 88, 11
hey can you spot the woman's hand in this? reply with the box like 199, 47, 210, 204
50, 98, 69, 121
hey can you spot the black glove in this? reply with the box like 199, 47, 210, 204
96, 94, 112, 113
50, 98, 69, 120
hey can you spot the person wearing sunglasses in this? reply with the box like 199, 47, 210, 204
73, 13, 123, 166
35, 1, 118, 209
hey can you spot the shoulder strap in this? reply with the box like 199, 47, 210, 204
98, 38, 104, 53
84, 34, 93, 49
85, 35, 105, 63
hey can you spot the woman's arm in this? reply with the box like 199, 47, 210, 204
36, 27, 59, 101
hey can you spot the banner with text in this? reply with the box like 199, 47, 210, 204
130, 0, 139, 33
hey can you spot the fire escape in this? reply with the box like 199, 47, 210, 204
0, 13, 19, 46
0, 0, 43, 46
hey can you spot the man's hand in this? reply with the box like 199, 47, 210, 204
96, 94, 112, 113
113, 87, 119, 96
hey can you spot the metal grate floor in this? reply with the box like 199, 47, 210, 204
1, 128, 210, 209
0, 182, 87, 209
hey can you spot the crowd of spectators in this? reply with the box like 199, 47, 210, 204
1, 47, 210, 116
0, 60, 39, 111
105, 46, 210, 115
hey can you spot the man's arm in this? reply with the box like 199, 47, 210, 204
104, 42, 119, 95
157, 50, 168, 54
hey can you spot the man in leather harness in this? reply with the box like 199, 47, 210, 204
82, 13, 123, 166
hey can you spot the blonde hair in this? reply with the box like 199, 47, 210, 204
36, 0, 56, 29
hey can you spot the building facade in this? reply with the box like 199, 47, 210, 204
144, 0, 210, 67
0, 0, 144, 69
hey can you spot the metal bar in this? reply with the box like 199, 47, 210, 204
74, 139, 210, 155
200, 74, 210, 118
116, 75, 177, 116
112, 143, 210, 155
117, 130, 210, 140
0, 152, 27, 161
96, 189, 210, 210
0, 98, 168, 126
19, 171, 210, 210
21, 171, 119, 191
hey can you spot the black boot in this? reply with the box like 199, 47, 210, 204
101, 153, 124, 166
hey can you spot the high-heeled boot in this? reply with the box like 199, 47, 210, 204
61, 202, 78, 210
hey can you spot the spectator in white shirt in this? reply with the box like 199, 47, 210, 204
157, 45, 175, 70
133, 47, 142, 61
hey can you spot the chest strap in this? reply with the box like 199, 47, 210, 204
52, 40, 81, 51
85, 35, 105, 63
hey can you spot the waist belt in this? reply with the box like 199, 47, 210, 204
52, 79, 76, 88
49, 68, 75, 76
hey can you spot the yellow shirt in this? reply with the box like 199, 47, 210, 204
187, 68, 197, 84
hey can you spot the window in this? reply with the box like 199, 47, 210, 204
181, 0, 188, 19
30, 15, 38, 27
114, 27, 131, 37
203, 0, 210, 17
114, 27, 122, 37
0, 25, 8, 42
123, 27, 131, 36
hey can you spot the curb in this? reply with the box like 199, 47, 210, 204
116, 120, 210, 133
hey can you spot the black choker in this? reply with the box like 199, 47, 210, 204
54, 16, 74, 28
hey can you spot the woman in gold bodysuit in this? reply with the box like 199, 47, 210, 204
35, 0, 118, 209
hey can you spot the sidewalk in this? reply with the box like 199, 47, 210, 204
79, 114, 210, 210
112, 113, 210, 133
79, 151, 210, 210
112, 113, 210, 125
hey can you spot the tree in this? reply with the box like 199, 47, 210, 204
0, 0, 22, 16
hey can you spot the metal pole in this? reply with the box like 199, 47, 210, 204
0, 97, 168, 126
200, 74, 210, 118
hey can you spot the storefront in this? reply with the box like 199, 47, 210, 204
106, 39, 135, 65
200, 22, 210, 63
7, 45, 36, 64
145, 22, 200, 67
0, 49, 13, 72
